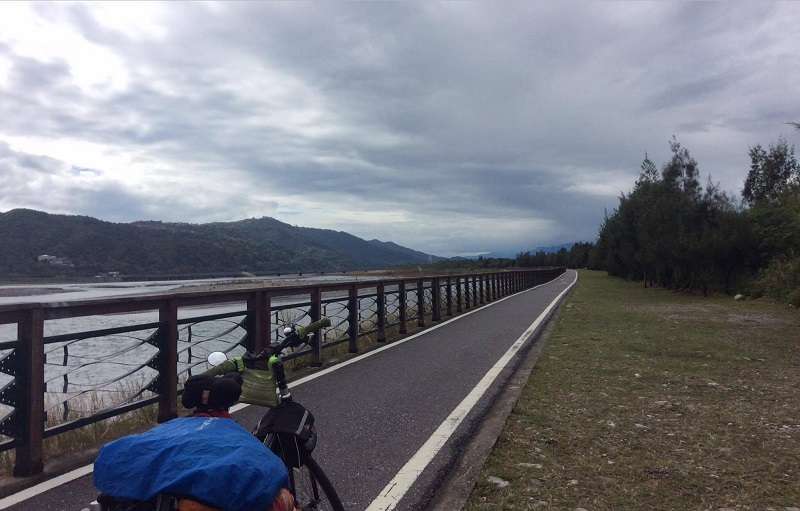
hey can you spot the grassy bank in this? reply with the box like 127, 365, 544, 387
467, 270, 800, 510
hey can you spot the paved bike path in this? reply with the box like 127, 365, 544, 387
5, 270, 576, 511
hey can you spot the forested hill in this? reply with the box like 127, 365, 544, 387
0, 209, 440, 277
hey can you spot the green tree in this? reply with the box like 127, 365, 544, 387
662, 137, 701, 198
742, 138, 799, 206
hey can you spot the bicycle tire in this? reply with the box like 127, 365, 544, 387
289, 455, 345, 511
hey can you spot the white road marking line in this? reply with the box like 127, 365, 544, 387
0, 464, 94, 510
0, 272, 571, 509
365, 270, 578, 511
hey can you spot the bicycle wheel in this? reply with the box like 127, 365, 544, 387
289, 455, 344, 511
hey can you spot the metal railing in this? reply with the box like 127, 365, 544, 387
0, 267, 565, 476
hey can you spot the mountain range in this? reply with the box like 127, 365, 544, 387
0, 209, 441, 278
459, 243, 578, 260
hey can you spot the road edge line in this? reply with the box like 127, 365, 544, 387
427, 275, 576, 510
0, 464, 93, 510
364, 270, 578, 511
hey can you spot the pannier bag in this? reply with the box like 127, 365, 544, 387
94, 417, 288, 511
255, 401, 316, 468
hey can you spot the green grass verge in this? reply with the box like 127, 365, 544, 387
466, 270, 800, 510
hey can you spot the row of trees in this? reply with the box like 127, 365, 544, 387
589, 135, 800, 303
516, 242, 593, 269
417, 244, 594, 272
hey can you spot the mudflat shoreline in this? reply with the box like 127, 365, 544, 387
0, 287, 80, 298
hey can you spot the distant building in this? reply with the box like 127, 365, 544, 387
95, 271, 121, 280
37, 254, 74, 267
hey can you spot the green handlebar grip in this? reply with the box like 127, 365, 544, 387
299, 318, 332, 337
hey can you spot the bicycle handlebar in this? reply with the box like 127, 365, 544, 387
275, 317, 332, 354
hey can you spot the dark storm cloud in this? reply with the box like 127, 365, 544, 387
1, 2, 798, 256
645, 71, 746, 111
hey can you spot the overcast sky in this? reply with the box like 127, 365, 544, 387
1, 2, 798, 256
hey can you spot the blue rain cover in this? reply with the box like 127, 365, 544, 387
94, 417, 288, 511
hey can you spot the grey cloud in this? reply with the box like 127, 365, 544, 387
1, 2, 798, 256
0, 143, 137, 216
645, 71, 745, 111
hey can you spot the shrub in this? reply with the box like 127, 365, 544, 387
789, 289, 800, 308
757, 255, 800, 305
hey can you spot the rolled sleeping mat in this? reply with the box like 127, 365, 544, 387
298, 317, 332, 338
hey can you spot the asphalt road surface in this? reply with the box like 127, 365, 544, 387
3, 270, 576, 511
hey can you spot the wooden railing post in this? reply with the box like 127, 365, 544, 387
478, 275, 485, 304
348, 285, 359, 353
464, 276, 471, 309
431, 277, 441, 322
416, 279, 425, 327
309, 287, 323, 366
157, 300, 178, 423
264, 293, 272, 345
445, 277, 452, 316
376, 282, 386, 343
469, 275, 476, 307
14, 308, 45, 477
455, 276, 462, 313
398, 281, 408, 334
246, 291, 268, 353
471, 276, 476, 304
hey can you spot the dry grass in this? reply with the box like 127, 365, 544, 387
466, 270, 800, 511
0, 384, 157, 476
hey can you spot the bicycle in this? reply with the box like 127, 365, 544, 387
91, 318, 344, 511
233, 317, 345, 511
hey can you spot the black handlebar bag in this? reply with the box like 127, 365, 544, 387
255, 401, 317, 468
